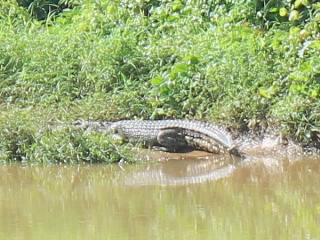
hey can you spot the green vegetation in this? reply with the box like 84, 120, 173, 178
0, 107, 134, 163
0, 0, 319, 163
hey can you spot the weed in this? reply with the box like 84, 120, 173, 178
0, 0, 319, 162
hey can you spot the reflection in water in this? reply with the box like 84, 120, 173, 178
123, 153, 241, 186
122, 139, 310, 186
0, 151, 320, 240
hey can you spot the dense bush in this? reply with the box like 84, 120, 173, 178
0, 0, 319, 162
254, 0, 320, 28
0, 108, 133, 163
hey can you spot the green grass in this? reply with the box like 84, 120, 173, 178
0, 0, 319, 162
0, 106, 133, 163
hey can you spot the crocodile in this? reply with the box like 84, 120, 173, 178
73, 119, 244, 157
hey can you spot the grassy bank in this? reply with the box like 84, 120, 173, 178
0, 0, 319, 163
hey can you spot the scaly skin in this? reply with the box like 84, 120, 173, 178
73, 119, 243, 157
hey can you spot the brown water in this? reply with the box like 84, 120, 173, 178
1, 149, 320, 240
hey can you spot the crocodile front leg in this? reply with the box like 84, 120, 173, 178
156, 129, 191, 152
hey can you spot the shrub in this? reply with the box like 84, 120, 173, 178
0, 108, 134, 163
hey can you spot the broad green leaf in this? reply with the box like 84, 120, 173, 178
151, 76, 165, 86
183, 55, 200, 65
310, 41, 320, 50
279, 8, 288, 17
159, 86, 169, 94
172, 63, 188, 73
300, 61, 312, 73
170, 63, 189, 79
259, 88, 271, 98
289, 10, 300, 22
310, 89, 318, 99
294, 0, 303, 9
269, 8, 278, 13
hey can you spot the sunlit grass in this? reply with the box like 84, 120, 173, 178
0, 0, 319, 163
0, 106, 133, 163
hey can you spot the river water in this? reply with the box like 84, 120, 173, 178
0, 149, 320, 240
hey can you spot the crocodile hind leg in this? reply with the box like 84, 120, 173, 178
155, 129, 192, 152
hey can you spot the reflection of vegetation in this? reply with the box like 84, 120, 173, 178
0, 0, 319, 162
1, 160, 320, 239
